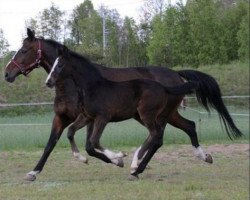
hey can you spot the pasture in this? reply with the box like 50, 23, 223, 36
0, 107, 249, 150
0, 107, 249, 199
0, 144, 248, 200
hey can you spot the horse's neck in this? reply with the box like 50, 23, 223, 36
40, 41, 59, 73
55, 79, 78, 98
72, 57, 106, 88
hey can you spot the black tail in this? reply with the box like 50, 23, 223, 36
165, 81, 198, 95
178, 69, 243, 139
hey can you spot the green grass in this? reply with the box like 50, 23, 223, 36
0, 105, 248, 200
0, 109, 248, 151
0, 144, 248, 200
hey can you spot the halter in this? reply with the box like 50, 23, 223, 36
10, 40, 42, 76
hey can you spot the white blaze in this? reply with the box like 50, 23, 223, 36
45, 57, 59, 84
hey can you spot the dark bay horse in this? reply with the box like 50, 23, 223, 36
45, 46, 198, 179
4, 29, 242, 181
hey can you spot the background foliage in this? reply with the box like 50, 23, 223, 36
1, 0, 248, 67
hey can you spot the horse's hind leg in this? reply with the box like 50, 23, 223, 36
67, 114, 88, 163
168, 111, 213, 163
129, 123, 165, 180
85, 117, 126, 167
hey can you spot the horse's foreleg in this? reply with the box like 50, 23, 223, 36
67, 114, 89, 163
85, 118, 126, 167
168, 111, 213, 163
24, 115, 69, 181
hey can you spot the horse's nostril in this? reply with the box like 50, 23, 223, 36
4, 72, 8, 78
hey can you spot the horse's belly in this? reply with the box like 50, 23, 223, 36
109, 106, 137, 122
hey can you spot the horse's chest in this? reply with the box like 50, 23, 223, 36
54, 97, 79, 118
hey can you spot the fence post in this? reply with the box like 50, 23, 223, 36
198, 113, 202, 142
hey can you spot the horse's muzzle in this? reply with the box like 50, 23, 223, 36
4, 72, 15, 83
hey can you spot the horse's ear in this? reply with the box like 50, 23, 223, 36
27, 28, 35, 40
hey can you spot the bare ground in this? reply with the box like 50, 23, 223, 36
153, 143, 249, 162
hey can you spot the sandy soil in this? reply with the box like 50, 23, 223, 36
154, 143, 249, 162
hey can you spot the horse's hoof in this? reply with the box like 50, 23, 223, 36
79, 157, 88, 164
24, 174, 36, 181
127, 174, 139, 181
205, 154, 213, 164
74, 153, 88, 164
116, 158, 124, 168
121, 151, 128, 157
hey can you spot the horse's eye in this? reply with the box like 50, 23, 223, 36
58, 63, 63, 68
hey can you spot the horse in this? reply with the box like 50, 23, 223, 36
4, 28, 242, 181
45, 45, 199, 179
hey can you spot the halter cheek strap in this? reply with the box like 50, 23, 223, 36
10, 40, 42, 76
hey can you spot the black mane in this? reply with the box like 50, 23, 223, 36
44, 39, 64, 49
44, 39, 92, 65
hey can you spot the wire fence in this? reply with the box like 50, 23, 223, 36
0, 96, 248, 150
0, 95, 249, 127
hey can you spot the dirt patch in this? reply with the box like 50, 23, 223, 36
207, 144, 249, 154
154, 144, 249, 162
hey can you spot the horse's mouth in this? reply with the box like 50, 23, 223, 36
5, 76, 15, 83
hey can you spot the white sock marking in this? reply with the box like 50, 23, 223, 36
193, 146, 206, 161
27, 170, 40, 176
131, 146, 141, 171
94, 148, 124, 165
73, 152, 88, 162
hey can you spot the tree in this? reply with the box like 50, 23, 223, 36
0, 29, 9, 57
69, 0, 96, 45
40, 3, 64, 40
67, 0, 103, 61
219, 0, 249, 62
101, 8, 123, 66
237, 8, 249, 60
140, 0, 168, 21
121, 17, 147, 67
147, 2, 193, 67
147, 15, 168, 66
25, 3, 64, 40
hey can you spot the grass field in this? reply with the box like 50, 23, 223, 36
0, 108, 249, 150
0, 144, 248, 200
0, 105, 249, 199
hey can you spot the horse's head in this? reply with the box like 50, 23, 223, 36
4, 28, 42, 82
45, 45, 71, 88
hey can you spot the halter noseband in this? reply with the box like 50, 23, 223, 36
10, 40, 42, 76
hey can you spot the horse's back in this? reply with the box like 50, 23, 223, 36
96, 65, 183, 87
